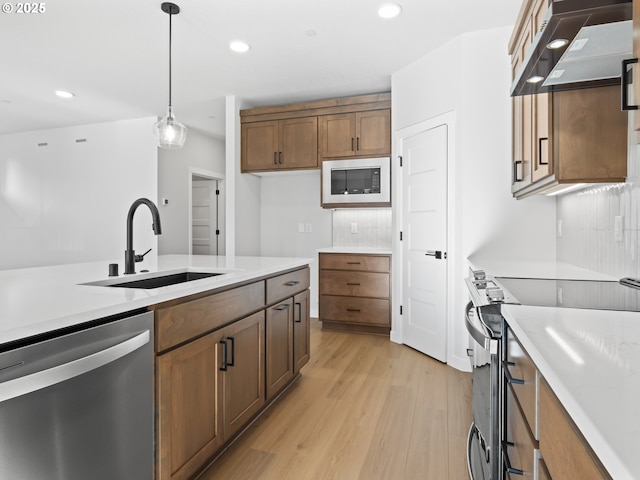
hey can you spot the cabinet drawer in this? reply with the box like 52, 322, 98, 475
539, 380, 611, 479
319, 270, 389, 298
155, 281, 265, 352
319, 253, 390, 272
266, 268, 310, 305
506, 328, 538, 438
504, 384, 536, 478
320, 295, 389, 326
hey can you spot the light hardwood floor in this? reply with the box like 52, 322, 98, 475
197, 319, 472, 480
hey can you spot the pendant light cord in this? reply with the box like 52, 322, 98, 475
168, 9, 172, 109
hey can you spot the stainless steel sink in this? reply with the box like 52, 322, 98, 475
82, 269, 225, 289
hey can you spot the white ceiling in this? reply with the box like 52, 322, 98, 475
0, 0, 520, 139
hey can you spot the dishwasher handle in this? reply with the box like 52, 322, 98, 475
0, 330, 150, 403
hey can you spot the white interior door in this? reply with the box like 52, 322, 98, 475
191, 179, 219, 255
401, 123, 448, 362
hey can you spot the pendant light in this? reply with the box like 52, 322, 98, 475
153, 2, 187, 149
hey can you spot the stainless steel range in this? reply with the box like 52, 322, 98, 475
464, 268, 640, 480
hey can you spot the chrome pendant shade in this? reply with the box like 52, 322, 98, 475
154, 2, 187, 149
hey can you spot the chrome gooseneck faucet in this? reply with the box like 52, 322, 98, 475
124, 198, 162, 275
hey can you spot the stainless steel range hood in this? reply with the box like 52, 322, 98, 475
511, 0, 632, 97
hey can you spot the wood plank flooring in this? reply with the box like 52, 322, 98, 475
197, 319, 472, 480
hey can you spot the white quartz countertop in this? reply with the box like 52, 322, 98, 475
0, 255, 311, 346
317, 246, 392, 255
502, 304, 640, 480
467, 256, 617, 281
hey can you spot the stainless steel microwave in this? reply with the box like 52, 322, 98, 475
321, 157, 391, 208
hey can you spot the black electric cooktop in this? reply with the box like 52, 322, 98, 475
495, 277, 640, 312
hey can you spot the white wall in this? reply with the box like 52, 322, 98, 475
392, 27, 557, 371
260, 171, 333, 316
0, 117, 158, 271
157, 129, 225, 254
226, 95, 261, 256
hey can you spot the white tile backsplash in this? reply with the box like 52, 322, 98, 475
332, 208, 392, 248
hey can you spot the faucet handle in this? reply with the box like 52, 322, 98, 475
134, 248, 152, 263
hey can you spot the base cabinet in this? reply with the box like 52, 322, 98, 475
319, 252, 391, 334
154, 267, 310, 480
293, 289, 311, 373
266, 300, 294, 400
157, 329, 224, 480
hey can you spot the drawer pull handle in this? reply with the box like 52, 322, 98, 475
504, 365, 525, 385
346, 282, 361, 286
275, 304, 291, 311
285, 280, 300, 287
346, 308, 361, 312
346, 262, 361, 265
502, 441, 524, 475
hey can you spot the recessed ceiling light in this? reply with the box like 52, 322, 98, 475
526, 75, 545, 84
377, 3, 402, 19
547, 38, 569, 50
305, 29, 317, 37
55, 90, 75, 99
229, 41, 250, 53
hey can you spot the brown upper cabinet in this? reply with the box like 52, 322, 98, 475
509, 0, 627, 199
241, 117, 318, 172
320, 109, 391, 159
240, 93, 391, 173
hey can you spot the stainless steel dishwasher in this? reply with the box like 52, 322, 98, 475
0, 310, 154, 480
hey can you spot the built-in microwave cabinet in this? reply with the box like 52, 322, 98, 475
509, 0, 627, 198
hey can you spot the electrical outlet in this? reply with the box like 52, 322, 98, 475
615, 216, 624, 242
298, 223, 305, 233
351, 222, 358, 234
305, 223, 312, 233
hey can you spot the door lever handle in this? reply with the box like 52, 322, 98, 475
425, 250, 446, 259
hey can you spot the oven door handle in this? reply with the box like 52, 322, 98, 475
465, 302, 491, 350
466, 422, 476, 480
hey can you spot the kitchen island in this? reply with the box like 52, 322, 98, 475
0, 254, 312, 480
503, 304, 640, 480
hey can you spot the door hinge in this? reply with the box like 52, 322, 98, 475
400, 305, 403, 315
399, 155, 403, 167
400, 231, 403, 241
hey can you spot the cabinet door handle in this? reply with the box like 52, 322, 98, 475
346, 282, 361, 286
622, 58, 638, 111
356, 137, 360, 151
228, 336, 235, 367
274, 152, 278, 165
346, 308, 361, 312
513, 160, 523, 182
538, 137, 548, 165
351, 137, 355, 151
285, 280, 300, 287
295, 302, 302, 323
220, 340, 228, 371
275, 303, 291, 311
278, 151, 283, 164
